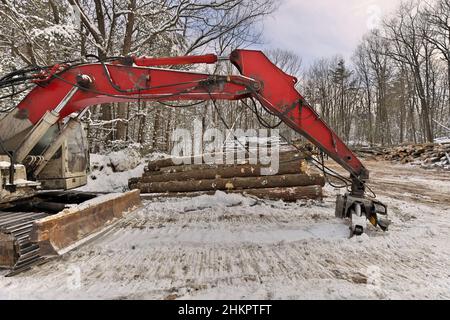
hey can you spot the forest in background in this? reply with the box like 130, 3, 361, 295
303, 0, 450, 146
0, 0, 449, 154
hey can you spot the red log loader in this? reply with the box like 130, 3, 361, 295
0, 50, 388, 276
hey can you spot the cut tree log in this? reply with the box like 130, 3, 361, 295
239, 185, 323, 201
137, 161, 307, 183
380, 143, 450, 170
146, 150, 308, 171
147, 156, 200, 171
132, 173, 325, 193
145, 162, 262, 175
146, 163, 229, 175
140, 185, 323, 202
149, 154, 309, 175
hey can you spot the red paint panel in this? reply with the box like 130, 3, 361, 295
16, 50, 366, 178
17, 64, 251, 124
230, 50, 366, 178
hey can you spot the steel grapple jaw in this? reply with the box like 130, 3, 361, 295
335, 193, 390, 236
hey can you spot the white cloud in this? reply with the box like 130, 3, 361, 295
260, 0, 403, 66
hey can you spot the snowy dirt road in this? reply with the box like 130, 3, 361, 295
0, 160, 449, 300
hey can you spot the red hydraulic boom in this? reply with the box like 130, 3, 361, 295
10, 50, 389, 234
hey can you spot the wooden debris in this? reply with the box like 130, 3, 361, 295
140, 185, 323, 202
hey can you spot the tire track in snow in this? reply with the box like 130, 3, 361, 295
0, 163, 449, 299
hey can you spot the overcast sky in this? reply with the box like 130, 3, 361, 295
261, 0, 404, 67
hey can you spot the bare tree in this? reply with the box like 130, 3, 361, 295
65, 0, 277, 143
353, 40, 375, 145
423, 0, 450, 106
382, 1, 435, 142
266, 48, 302, 77
0, 0, 80, 66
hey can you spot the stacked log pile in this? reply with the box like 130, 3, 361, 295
353, 143, 450, 170
352, 146, 385, 157
129, 150, 325, 202
383, 143, 450, 170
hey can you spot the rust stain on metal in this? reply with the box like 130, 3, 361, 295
0, 233, 17, 268
30, 190, 141, 254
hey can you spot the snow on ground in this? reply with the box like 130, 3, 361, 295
435, 137, 450, 144
77, 151, 167, 193
0, 159, 449, 300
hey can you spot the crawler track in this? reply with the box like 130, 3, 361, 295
0, 211, 50, 276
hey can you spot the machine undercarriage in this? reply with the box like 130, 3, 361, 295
0, 190, 140, 276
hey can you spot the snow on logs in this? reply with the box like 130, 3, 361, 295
145, 150, 307, 172
138, 186, 323, 202
138, 161, 308, 183
133, 173, 324, 194
129, 151, 325, 201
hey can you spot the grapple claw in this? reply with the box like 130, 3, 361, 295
335, 193, 389, 235
377, 218, 390, 231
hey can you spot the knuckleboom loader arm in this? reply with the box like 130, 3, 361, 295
0, 50, 388, 232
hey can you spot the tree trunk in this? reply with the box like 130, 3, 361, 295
165, 111, 173, 152
48, 0, 60, 24
152, 107, 161, 149
139, 186, 323, 202
100, 104, 113, 141
412, 62, 433, 143
116, 0, 136, 141
147, 150, 308, 171
138, 161, 307, 183
365, 81, 373, 146
133, 174, 325, 193
137, 102, 147, 144
447, 59, 450, 108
